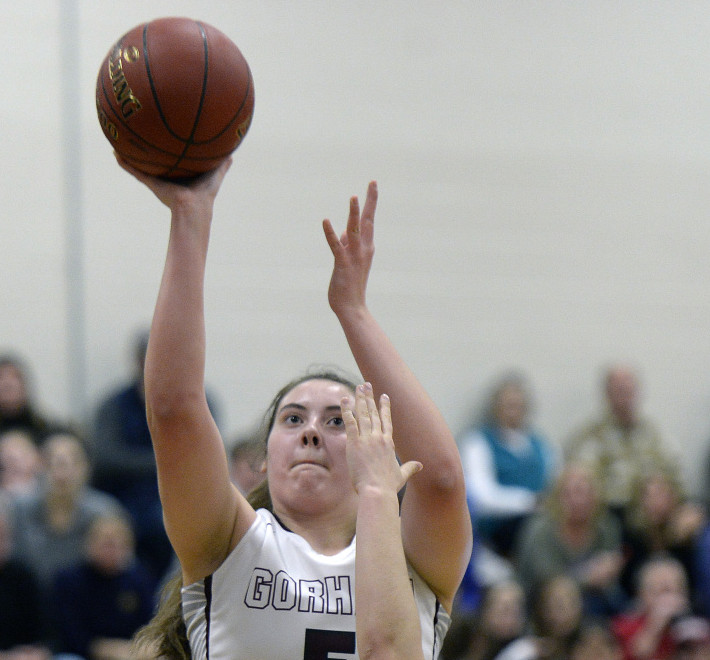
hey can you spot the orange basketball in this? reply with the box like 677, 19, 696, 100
96, 17, 254, 180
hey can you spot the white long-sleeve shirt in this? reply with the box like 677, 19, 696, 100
460, 429, 558, 518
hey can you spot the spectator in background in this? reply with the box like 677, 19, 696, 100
695, 522, 710, 618
0, 493, 52, 659
228, 431, 266, 496
700, 446, 710, 617
565, 363, 680, 518
612, 555, 696, 660
514, 461, 625, 617
569, 620, 623, 660
52, 511, 158, 660
529, 574, 586, 660
12, 432, 125, 599
459, 371, 558, 560
0, 429, 42, 498
621, 470, 707, 605
671, 616, 710, 660
0, 353, 67, 446
156, 431, 268, 594
90, 329, 221, 580
440, 579, 532, 660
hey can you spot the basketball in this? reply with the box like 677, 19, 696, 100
95, 17, 254, 180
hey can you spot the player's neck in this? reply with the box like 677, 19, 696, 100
274, 507, 356, 556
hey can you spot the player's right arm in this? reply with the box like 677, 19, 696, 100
323, 183, 472, 613
116, 156, 256, 584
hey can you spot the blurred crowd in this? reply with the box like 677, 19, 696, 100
0, 333, 266, 660
445, 367, 710, 660
1, 335, 709, 660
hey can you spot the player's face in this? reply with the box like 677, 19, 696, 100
266, 379, 356, 516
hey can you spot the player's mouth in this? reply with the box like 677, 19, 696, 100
292, 459, 327, 470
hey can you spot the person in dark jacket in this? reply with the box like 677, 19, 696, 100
52, 511, 158, 660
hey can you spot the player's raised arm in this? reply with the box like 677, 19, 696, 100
322, 182, 472, 613
116, 156, 255, 583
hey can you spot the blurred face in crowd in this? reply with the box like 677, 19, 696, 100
605, 367, 638, 428
482, 581, 526, 641
638, 559, 689, 614
640, 473, 677, 525
558, 464, 598, 525
494, 383, 528, 431
87, 515, 135, 575
0, 363, 27, 416
570, 624, 622, 660
0, 430, 41, 494
43, 434, 89, 498
538, 575, 583, 638
230, 441, 266, 496
231, 453, 265, 495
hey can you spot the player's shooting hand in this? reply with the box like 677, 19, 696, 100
342, 382, 422, 496
114, 153, 232, 213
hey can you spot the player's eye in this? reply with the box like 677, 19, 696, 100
328, 416, 344, 427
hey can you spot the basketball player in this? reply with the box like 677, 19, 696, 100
118, 155, 472, 659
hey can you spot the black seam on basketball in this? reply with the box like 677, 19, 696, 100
188, 67, 253, 147
99, 78, 200, 176
100, 69, 229, 177
100, 82, 198, 162
99, 74, 183, 159
143, 21, 200, 148
165, 21, 210, 176
143, 23, 183, 143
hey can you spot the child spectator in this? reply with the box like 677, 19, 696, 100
440, 579, 531, 660
569, 620, 623, 660
529, 574, 585, 660
612, 555, 693, 660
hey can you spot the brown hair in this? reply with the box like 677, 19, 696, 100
133, 369, 357, 658
544, 460, 604, 524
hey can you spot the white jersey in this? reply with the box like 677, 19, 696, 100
182, 508, 450, 660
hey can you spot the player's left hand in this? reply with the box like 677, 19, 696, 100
341, 382, 422, 495
322, 181, 377, 316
